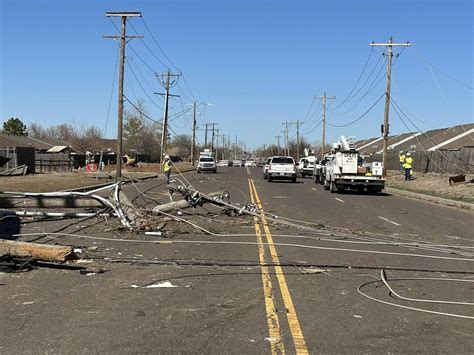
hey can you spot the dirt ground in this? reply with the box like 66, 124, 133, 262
385, 170, 474, 203
0, 163, 194, 192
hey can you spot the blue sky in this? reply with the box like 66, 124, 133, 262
1, 0, 472, 149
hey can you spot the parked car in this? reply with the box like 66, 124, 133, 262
232, 160, 243, 167
217, 160, 229, 167
244, 160, 256, 167
267, 156, 297, 183
263, 157, 272, 179
197, 156, 217, 173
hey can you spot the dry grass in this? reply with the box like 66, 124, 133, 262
386, 170, 474, 203
0, 163, 194, 193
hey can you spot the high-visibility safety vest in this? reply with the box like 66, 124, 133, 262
399, 154, 405, 163
403, 156, 413, 169
163, 160, 172, 172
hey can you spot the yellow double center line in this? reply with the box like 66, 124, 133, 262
248, 178, 309, 354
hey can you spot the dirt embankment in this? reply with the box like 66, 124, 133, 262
385, 170, 474, 203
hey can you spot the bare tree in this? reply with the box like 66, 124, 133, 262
28, 123, 46, 138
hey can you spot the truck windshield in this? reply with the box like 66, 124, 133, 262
271, 157, 294, 164
200, 157, 214, 162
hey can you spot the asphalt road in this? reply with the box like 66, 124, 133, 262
1, 166, 473, 354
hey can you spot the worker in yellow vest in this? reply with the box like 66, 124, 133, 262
398, 151, 405, 171
403, 152, 413, 180
162, 155, 173, 184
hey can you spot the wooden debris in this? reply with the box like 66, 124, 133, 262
0, 240, 75, 263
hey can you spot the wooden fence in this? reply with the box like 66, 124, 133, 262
372, 147, 474, 175
36, 153, 74, 173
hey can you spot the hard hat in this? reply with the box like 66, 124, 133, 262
165, 154, 170, 159
406, 152, 411, 156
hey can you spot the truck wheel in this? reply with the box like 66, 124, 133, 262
323, 179, 329, 190
263, 173, 268, 180
268, 176, 272, 182
213, 169, 217, 173
292, 177, 297, 183
197, 169, 201, 174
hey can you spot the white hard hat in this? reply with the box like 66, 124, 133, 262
165, 154, 170, 159
406, 152, 411, 156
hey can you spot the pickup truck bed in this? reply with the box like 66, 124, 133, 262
268, 156, 297, 183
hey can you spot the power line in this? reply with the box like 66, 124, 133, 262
123, 94, 163, 125
331, 47, 375, 110
326, 92, 385, 127
128, 20, 170, 69
126, 59, 163, 111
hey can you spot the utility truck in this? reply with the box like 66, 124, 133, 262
197, 149, 217, 173
323, 136, 384, 193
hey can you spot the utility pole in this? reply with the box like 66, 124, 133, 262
234, 135, 238, 160
156, 70, 180, 168
315, 93, 336, 157
215, 128, 219, 156
220, 134, 226, 160
370, 37, 411, 176
191, 101, 197, 166
282, 122, 294, 156
275, 135, 281, 155
296, 120, 303, 159
204, 123, 209, 148
104, 11, 142, 181
210, 123, 219, 151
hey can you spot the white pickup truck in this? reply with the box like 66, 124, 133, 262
267, 156, 297, 183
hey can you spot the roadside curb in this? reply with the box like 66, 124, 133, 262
385, 187, 474, 212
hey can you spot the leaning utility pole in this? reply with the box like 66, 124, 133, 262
370, 37, 411, 176
315, 93, 336, 157
296, 120, 303, 159
275, 135, 281, 155
156, 70, 180, 168
191, 101, 197, 166
104, 11, 142, 181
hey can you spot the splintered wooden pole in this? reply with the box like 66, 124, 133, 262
152, 200, 191, 214
0, 240, 75, 263
152, 191, 227, 214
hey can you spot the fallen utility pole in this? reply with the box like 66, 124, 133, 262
152, 191, 230, 214
370, 37, 411, 176
0, 240, 75, 263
